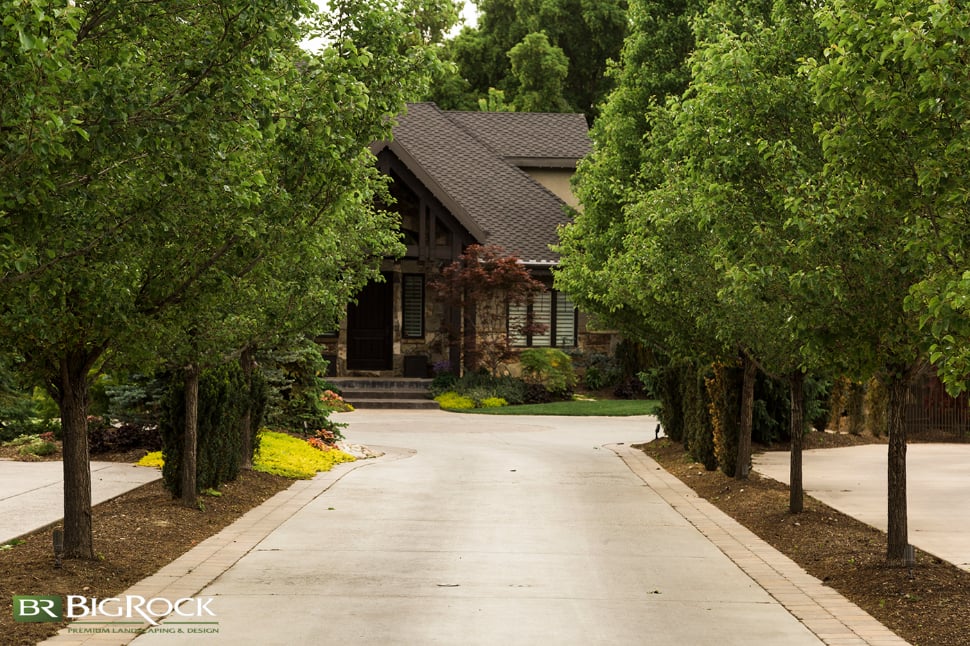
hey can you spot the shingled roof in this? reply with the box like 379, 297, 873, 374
445, 110, 591, 167
373, 103, 590, 265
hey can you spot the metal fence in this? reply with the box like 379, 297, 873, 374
904, 375, 970, 440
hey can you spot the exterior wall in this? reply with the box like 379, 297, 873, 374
576, 311, 621, 355
396, 258, 452, 377
320, 269, 622, 378
521, 167, 580, 209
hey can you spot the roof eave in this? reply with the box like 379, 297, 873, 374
378, 139, 489, 243
506, 157, 582, 169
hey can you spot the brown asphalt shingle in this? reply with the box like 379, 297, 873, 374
445, 110, 592, 164
376, 103, 589, 264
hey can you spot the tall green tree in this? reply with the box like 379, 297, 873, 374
507, 32, 570, 112
0, 0, 435, 557
431, 0, 628, 118
807, 0, 970, 397
560, 0, 935, 566
805, 0, 965, 565
557, 0, 711, 336
688, 0, 849, 488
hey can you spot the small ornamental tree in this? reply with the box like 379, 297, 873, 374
430, 244, 547, 375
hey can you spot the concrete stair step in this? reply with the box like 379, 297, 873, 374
330, 378, 437, 410
330, 378, 432, 390
340, 390, 435, 400
350, 399, 440, 410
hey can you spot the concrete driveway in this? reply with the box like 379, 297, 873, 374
121, 410, 834, 646
753, 443, 970, 572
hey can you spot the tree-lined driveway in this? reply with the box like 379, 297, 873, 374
133, 410, 832, 645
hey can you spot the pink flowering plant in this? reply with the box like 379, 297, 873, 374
306, 428, 339, 452
320, 389, 354, 412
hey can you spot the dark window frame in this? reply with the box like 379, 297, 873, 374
508, 290, 577, 348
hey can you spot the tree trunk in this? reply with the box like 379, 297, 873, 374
735, 352, 756, 479
52, 351, 99, 559
789, 371, 805, 514
885, 364, 911, 566
238, 348, 254, 471
181, 365, 199, 509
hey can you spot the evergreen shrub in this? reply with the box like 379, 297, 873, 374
705, 362, 742, 477
652, 363, 686, 443
160, 363, 251, 497
258, 342, 343, 438
682, 364, 716, 470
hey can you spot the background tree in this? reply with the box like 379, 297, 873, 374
429, 0, 628, 118
507, 32, 570, 112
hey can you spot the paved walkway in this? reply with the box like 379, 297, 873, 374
754, 443, 970, 572
0, 460, 160, 544
34, 411, 908, 646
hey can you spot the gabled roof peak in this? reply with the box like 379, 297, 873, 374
374, 103, 590, 264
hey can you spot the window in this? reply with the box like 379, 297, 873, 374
402, 274, 424, 338
509, 290, 577, 347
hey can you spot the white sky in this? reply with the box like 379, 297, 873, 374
304, 1, 477, 50
459, 1, 479, 29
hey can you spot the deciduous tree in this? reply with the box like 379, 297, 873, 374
430, 244, 546, 375
0, 0, 436, 556
430, 0, 628, 118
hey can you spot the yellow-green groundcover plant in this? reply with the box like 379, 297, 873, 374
137, 431, 355, 480
434, 392, 508, 410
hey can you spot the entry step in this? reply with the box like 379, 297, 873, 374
330, 378, 438, 410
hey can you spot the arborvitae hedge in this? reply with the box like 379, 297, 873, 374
706, 362, 742, 477
160, 362, 261, 497
246, 366, 269, 457
683, 364, 717, 471
655, 357, 834, 475
655, 363, 686, 443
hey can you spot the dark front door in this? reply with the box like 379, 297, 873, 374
347, 275, 393, 370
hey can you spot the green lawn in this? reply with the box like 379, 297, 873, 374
454, 399, 659, 416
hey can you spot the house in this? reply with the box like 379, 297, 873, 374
319, 102, 614, 378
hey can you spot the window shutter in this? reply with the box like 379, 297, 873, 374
402, 274, 424, 338
555, 292, 576, 347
